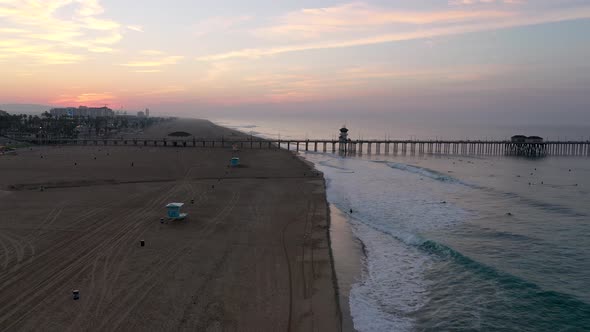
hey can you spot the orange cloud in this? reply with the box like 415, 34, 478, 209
133, 69, 162, 73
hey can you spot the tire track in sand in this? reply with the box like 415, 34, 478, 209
176, 190, 241, 330
0, 206, 61, 273
0, 184, 180, 330
63, 183, 182, 331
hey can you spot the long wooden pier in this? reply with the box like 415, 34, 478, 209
11, 137, 590, 157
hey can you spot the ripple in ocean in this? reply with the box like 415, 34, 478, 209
304, 152, 590, 332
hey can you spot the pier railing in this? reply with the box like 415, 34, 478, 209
7, 137, 590, 157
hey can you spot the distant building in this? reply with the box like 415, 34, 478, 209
49, 107, 77, 117
525, 136, 544, 143
137, 111, 146, 118
49, 106, 114, 118
145, 108, 150, 117
511, 135, 527, 143
0, 110, 8, 116
511, 135, 543, 143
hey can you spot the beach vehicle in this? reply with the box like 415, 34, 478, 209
165, 202, 187, 220
230, 157, 240, 167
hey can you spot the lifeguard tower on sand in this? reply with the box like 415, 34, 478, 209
166, 203, 187, 220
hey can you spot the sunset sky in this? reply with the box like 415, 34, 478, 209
1, 0, 589, 120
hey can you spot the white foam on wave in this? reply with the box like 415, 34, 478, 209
348, 218, 432, 332
301, 153, 470, 332
381, 161, 467, 185
324, 159, 468, 235
317, 160, 353, 172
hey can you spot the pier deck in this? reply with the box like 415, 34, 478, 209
5, 137, 590, 157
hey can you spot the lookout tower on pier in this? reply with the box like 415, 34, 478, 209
339, 126, 349, 152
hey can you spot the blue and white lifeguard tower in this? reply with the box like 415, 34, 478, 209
166, 202, 187, 220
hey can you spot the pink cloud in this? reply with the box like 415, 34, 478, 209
51, 92, 117, 105
198, 2, 590, 61
252, 3, 514, 41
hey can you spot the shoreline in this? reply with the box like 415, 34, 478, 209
211, 118, 362, 330
220, 119, 361, 331
297, 152, 363, 332
328, 204, 364, 332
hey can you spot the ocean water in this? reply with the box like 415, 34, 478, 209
214, 117, 590, 331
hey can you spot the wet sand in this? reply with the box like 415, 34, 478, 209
0, 119, 341, 331
329, 206, 363, 332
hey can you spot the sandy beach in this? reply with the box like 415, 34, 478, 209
0, 119, 341, 331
